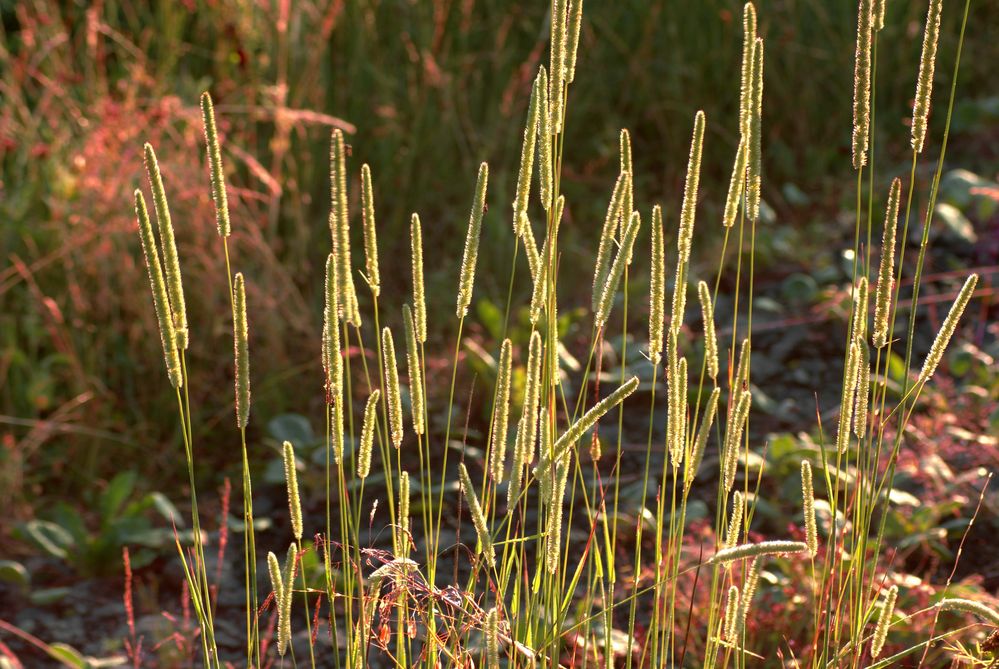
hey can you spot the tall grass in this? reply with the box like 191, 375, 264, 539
131, 1, 991, 667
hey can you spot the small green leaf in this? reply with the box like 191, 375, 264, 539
267, 414, 315, 445
46, 642, 87, 668
100, 471, 137, 524
15, 520, 74, 559
0, 560, 29, 588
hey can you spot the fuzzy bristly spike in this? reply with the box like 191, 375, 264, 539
746, 39, 764, 220
852, 0, 874, 169
871, 585, 898, 658
357, 391, 380, 479
873, 178, 901, 348
200, 92, 231, 238
457, 162, 489, 318
699, 281, 719, 379
410, 213, 427, 342
918, 274, 978, 384
801, 460, 818, 558
282, 441, 303, 541
537, 66, 554, 211
402, 305, 425, 435
649, 205, 665, 365
135, 190, 182, 388
678, 111, 706, 265
911, 0, 943, 153
360, 163, 380, 296
143, 143, 188, 350
459, 463, 495, 568
382, 326, 404, 447
514, 69, 543, 236
489, 339, 514, 483
592, 172, 630, 312
233, 273, 250, 428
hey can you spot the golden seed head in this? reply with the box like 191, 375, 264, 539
382, 326, 404, 447
200, 92, 231, 238
360, 163, 380, 296
233, 273, 250, 429
911, 0, 943, 153
282, 441, 302, 541
457, 162, 489, 319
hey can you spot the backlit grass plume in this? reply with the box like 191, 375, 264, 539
723, 138, 749, 228
489, 338, 513, 482
234, 273, 250, 428
410, 214, 427, 342
871, 584, 898, 658
595, 210, 641, 328
854, 340, 870, 437
801, 460, 817, 558
917, 273, 978, 384
747, 39, 764, 220
687, 387, 720, 490
539, 375, 639, 471
911, 0, 943, 153
458, 462, 495, 568
936, 598, 999, 626
135, 190, 182, 388
549, 0, 567, 134
143, 143, 188, 350
725, 491, 744, 549
382, 326, 404, 447
852, 0, 874, 169
711, 540, 808, 565
698, 281, 719, 380
398, 470, 410, 545
592, 172, 630, 312
873, 178, 901, 348
357, 391, 380, 479
566, 0, 584, 84
537, 67, 553, 210
836, 336, 862, 454
740, 3, 757, 138
457, 162, 489, 318
282, 441, 302, 541
360, 164, 380, 296
679, 111, 706, 265
514, 69, 543, 236
649, 204, 665, 364
200, 92, 230, 238
723, 389, 752, 491
620, 129, 634, 231
530, 196, 562, 324
330, 129, 360, 326
280, 543, 296, 656
852, 276, 869, 339
737, 556, 762, 634
874, 0, 888, 31
402, 305, 425, 435
266, 552, 286, 656
723, 586, 740, 643
486, 607, 500, 668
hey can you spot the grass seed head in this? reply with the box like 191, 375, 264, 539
143, 143, 188, 350
740, 3, 758, 138
537, 66, 554, 210
649, 204, 665, 365
234, 273, 250, 428
699, 281, 719, 379
135, 190, 182, 389
282, 441, 302, 541
360, 163, 380, 296
873, 178, 901, 348
459, 462, 495, 568
747, 40, 764, 219
679, 111, 706, 264
801, 460, 818, 557
402, 305, 425, 435
911, 0, 943, 153
490, 339, 514, 482
514, 69, 543, 235
457, 162, 489, 318
918, 274, 978, 384
565, 0, 584, 84
382, 326, 404, 447
871, 584, 898, 658
357, 390, 380, 480
410, 213, 427, 342
852, 0, 874, 169
200, 92, 231, 238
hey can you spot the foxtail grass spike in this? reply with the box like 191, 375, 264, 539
382, 326, 404, 447
357, 391, 380, 479
135, 190, 182, 388
679, 111, 706, 265
486, 607, 500, 668
747, 39, 764, 219
280, 542, 296, 655
723, 390, 752, 491
649, 205, 665, 365
595, 210, 641, 328
546, 450, 570, 575
522, 218, 541, 285
710, 540, 808, 564
698, 281, 719, 379
837, 337, 862, 454
234, 273, 250, 428
402, 305, 425, 435
936, 598, 999, 626
550, 0, 567, 134
592, 172, 630, 312
620, 129, 634, 234
670, 255, 688, 336
537, 66, 553, 210
410, 214, 427, 342
801, 460, 817, 558
725, 492, 745, 550
723, 137, 749, 228
854, 340, 870, 437
282, 441, 302, 541
740, 3, 757, 139
266, 552, 286, 655
723, 586, 740, 643
737, 556, 762, 633
322, 254, 338, 393
514, 70, 543, 236
398, 471, 411, 542
360, 164, 380, 296
508, 415, 528, 507
539, 376, 639, 471
457, 162, 489, 318
871, 585, 898, 658
548, 297, 561, 387
852, 276, 869, 339
669, 357, 688, 467
200, 92, 231, 238
143, 143, 188, 350
330, 129, 360, 326
458, 463, 495, 568
490, 339, 513, 483
530, 197, 561, 324
538, 408, 554, 503
734, 338, 752, 394
566, 0, 584, 84
873, 178, 901, 348
874, 0, 888, 31
918, 274, 978, 384
852, 0, 874, 169
911, 0, 942, 153
687, 387, 720, 489
522, 331, 543, 463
